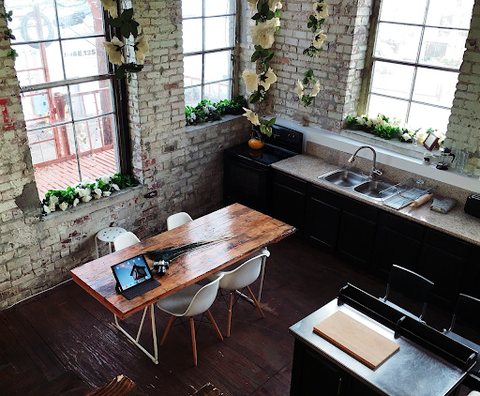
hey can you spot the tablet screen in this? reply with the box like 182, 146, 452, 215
111, 255, 152, 292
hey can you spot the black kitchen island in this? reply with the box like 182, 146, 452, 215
289, 284, 477, 396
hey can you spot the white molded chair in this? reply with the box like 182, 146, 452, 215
157, 273, 224, 366
167, 212, 193, 230
217, 249, 269, 337
113, 231, 140, 251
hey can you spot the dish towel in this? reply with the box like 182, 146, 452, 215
430, 197, 457, 214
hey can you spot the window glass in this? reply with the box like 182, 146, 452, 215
419, 28, 467, 69
205, 16, 234, 51
183, 19, 203, 54
6, 0, 120, 197
204, 51, 231, 83
426, 0, 474, 28
374, 23, 422, 63
182, 0, 202, 18
205, 0, 235, 16
412, 69, 458, 107
370, 62, 414, 100
379, 0, 427, 24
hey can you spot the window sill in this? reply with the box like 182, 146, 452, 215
274, 118, 480, 194
40, 185, 144, 222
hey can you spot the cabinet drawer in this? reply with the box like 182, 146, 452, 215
378, 211, 424, 240
308, 184, 345, 207
343, 198, 378, 221
423, 228, 471, 260
273, 170, 308, 194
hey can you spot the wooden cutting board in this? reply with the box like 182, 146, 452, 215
313, 311, 400, 370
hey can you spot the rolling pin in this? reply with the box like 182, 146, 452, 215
409, 193, 434, 208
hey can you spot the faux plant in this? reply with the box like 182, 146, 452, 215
101, 0, 148, 79
0, 9, 18, 60
345, 114, 445, 145
185, 96, 247, 126
41, 173, 139, 215
295, 69, 321, 107
242, 0, 282, 138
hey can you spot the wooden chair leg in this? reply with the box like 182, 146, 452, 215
246, 285, 265, 318
226, 292, 234, 337
206, 309, 223, 341
160, 315, 175, 346
190, 317, 197, 366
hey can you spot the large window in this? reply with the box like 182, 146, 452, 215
365, 0, 474, 133
182, 0, 236, 107
5, 0, 124, 197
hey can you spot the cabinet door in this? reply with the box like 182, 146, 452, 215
460, 245, 480, 299
305, 184, 343, 252
272, 171, 307, 233
290, 339, 347, 396
338, 200, 378, 268
373, 211, 424, 276
417, 229, 471, 306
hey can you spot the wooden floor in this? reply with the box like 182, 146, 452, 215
0, 236, 477, 395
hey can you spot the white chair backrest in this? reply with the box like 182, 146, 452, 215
219, 250, 269, 291
184, 273, 223, 317
113, 232, 140, 251
167, 212, 193, 230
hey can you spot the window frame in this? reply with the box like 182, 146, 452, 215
182, 0, 238, 106
359, 0, 470, 131
10, 1, 131, 194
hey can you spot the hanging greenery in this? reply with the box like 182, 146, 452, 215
0, 9, 18, 60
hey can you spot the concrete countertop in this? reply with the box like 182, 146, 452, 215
272, 154, 480, 247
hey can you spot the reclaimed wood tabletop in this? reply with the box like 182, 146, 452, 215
70, 203, 296, 320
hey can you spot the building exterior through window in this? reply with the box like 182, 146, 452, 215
365, 0, 474, 134
6, 0, 120, 197
182, 0, 236, 107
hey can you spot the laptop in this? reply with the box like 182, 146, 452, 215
111, 254, 161, 300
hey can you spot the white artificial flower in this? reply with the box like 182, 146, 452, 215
416, 131, 427, 144
242, 69, 260, 93
250, 18, 279, 49
313, 31, 327, 49
43, 205, 51, 214
295, 80, 304, 99
313, 2, 329, 19
242, 108, 261, 126
402, 132, 412, 141
94, 188, 102, 196
93, 193, 102, 200
101, 175, 112, 184
59, 202, 68, 211
112, 184, 120, 191
48, 202, 56, 212
82, 195, 93, 203
103, 191, 111, 197
356, 116, 366, 125
437, 132, 446, 144
135, 35, 149, 64
268, 0, 282, 11
73, 198, 79, 207
379, 118, 389, 128
259, 68, 277, 91
49, 195, 59, 205
310, 80, 321, 97
366, 119, 373, 127
103, 36, 124, 66
101, 0, 118, 18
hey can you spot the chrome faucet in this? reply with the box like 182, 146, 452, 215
348, 145, 383, 178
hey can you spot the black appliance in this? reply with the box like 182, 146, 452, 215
223, 124, 304, 214
465, 194, 480, 218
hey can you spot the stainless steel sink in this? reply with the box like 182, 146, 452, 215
354, 180, 396, 199
320, 169, 367, 188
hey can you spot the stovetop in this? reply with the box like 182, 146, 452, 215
225, 143, 298, 165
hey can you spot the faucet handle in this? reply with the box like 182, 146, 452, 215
372, 168, 383, 177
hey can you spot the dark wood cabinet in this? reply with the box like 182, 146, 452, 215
305, 184, 344, 252
272, 170, 308, 235
290, 339, 379, 396
373, 211, 424, 276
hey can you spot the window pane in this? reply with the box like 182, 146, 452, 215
204, 51, 231, 83
14, 42, 64, 85
380, 0, 427, 24
205, 0, 235, 16
408, 103, 450, 133
426, 0, 474, 28
182, 0, 202, 18
183, 19, 203, 53
368, 95, 409, 125
412, 69, 458, 107
371, 61, 414, 100
375, 23, 422, 63
28, 125, 58, 165
70, 80, 115, 120
184, 55, 202, 87
57, 0, 104, 39
6, 1, 59, 43
185, 87, 201, 107
63, 37, 108, 79
419, 27, 467, 70
72, 114, 116, 154
202, 82, 231, 103
205, 16, 234, 50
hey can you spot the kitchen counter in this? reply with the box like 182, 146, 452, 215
272, 154, 480, 247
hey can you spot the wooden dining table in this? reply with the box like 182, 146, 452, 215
70, 203, 296, 363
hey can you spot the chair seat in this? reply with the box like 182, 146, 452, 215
157, 283, 202, 316
381, 299, 423, 321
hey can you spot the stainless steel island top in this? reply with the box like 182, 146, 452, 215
289, 299, 468, 396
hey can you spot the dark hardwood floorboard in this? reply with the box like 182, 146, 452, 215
0, 236, 478, 395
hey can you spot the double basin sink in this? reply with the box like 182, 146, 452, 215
319, 169, 397, 200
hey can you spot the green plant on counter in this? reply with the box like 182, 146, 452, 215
185, 96, 247, 126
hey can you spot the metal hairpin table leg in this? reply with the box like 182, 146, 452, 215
114, 304, 159, 364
